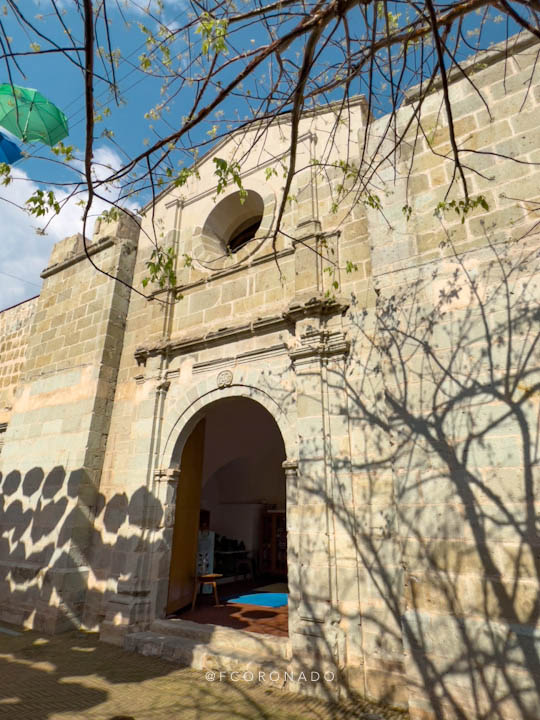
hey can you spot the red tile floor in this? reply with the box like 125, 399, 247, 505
170, 577, 288, 637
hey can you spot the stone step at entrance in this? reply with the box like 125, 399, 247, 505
125, 618, 292, 687
151, 617, 291, 660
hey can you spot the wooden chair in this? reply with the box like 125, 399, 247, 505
191, 573, 223, 610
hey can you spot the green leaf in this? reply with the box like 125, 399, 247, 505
99, 207, 120, 223
0, 162, 12, 186
196, 12, 229, 57
434, 195, 490, 222
142, 246, 178, 292
213, 157, 244, 197
25, 189, 61, 217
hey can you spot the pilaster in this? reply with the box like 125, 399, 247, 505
286, 295, 351, 690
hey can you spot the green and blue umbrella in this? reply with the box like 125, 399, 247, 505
0, 131, 22, 164
0, 84, 68, 147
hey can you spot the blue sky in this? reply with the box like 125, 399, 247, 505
0, 0, 521, 309
0, 0, 188, 308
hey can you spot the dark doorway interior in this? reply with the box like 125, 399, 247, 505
166, 397, 288, 636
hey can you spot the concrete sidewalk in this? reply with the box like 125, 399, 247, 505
0, 624, 408, 720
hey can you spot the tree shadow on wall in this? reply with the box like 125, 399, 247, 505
1, 466, 324, 719
293, 232, 540, 719
1, 230, 539, 719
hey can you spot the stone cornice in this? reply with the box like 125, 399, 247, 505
192, 342, 288, 374
135, 314, 290, 364
134, 296, 349, 364
148, 229, 341, 301
283, 296, 349, 323
289, 331, 350, 365
405, 31, 538, 103
149, 246, 294, 299
41, 237, 115, 279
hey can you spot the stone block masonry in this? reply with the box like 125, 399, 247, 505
0, 296, 38, 426
0, 221, 138, 633
1, 31, 540, 720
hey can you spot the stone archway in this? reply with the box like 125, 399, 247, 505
160, 381, 297, 468
153, 384, 298, 629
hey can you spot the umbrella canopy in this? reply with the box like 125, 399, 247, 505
0, 131, 22, 164
0, 84, 68, 146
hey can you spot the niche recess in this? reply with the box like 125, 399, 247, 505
191, 189, 276, 270
204, 190, 264, 254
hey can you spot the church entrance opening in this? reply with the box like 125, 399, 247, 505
166, 396, 288, 636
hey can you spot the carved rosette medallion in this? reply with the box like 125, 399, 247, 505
216, 369, 233, 388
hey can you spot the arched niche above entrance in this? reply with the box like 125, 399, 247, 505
190, 189, 276, 272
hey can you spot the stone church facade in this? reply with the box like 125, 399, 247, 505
1, 34, 540, 720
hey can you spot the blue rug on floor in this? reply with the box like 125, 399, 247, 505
226, 592, 288, 608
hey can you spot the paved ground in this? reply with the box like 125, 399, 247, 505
0, 624, 408, 720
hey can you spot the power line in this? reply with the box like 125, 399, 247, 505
0, 269, 41, 287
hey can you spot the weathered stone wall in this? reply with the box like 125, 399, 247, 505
341, 32, 540, 720
82, 34, 540, 719
0, 31, 539, 720
0, 218, 138, 632
0, 296, 38, 427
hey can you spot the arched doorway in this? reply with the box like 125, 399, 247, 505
166, 396, 288, 635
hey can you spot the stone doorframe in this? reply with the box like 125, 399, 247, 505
151, 380, 298, 626
101, 297, 356, 675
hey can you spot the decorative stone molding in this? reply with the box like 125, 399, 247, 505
193, 343, 288, 375
154, 468, 181, 528
147, 247, 294, 301
296, 218, 322, 235
134, 296, 349, 365
286, 297, 350, 365
282, 459, 298, 474
160, 374, 297, 471
289, 329, 350, 366
191, 189, 276, 272
134, 313, 291, 364
164, 196, 184, 211
282, 459, 299, 487
153, 467, 181, 483
283, 296, 349, 323
156, 379, 171, 393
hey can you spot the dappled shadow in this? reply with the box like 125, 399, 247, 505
239, 230, 540, 717
0, 466, 302, 718
322, 234, 540, 718
2, 226, 539, 719
0, 624, 395, 720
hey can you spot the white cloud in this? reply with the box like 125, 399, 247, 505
0, 148, 138, 311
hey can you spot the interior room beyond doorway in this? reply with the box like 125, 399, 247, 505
167, 396, 288, 636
